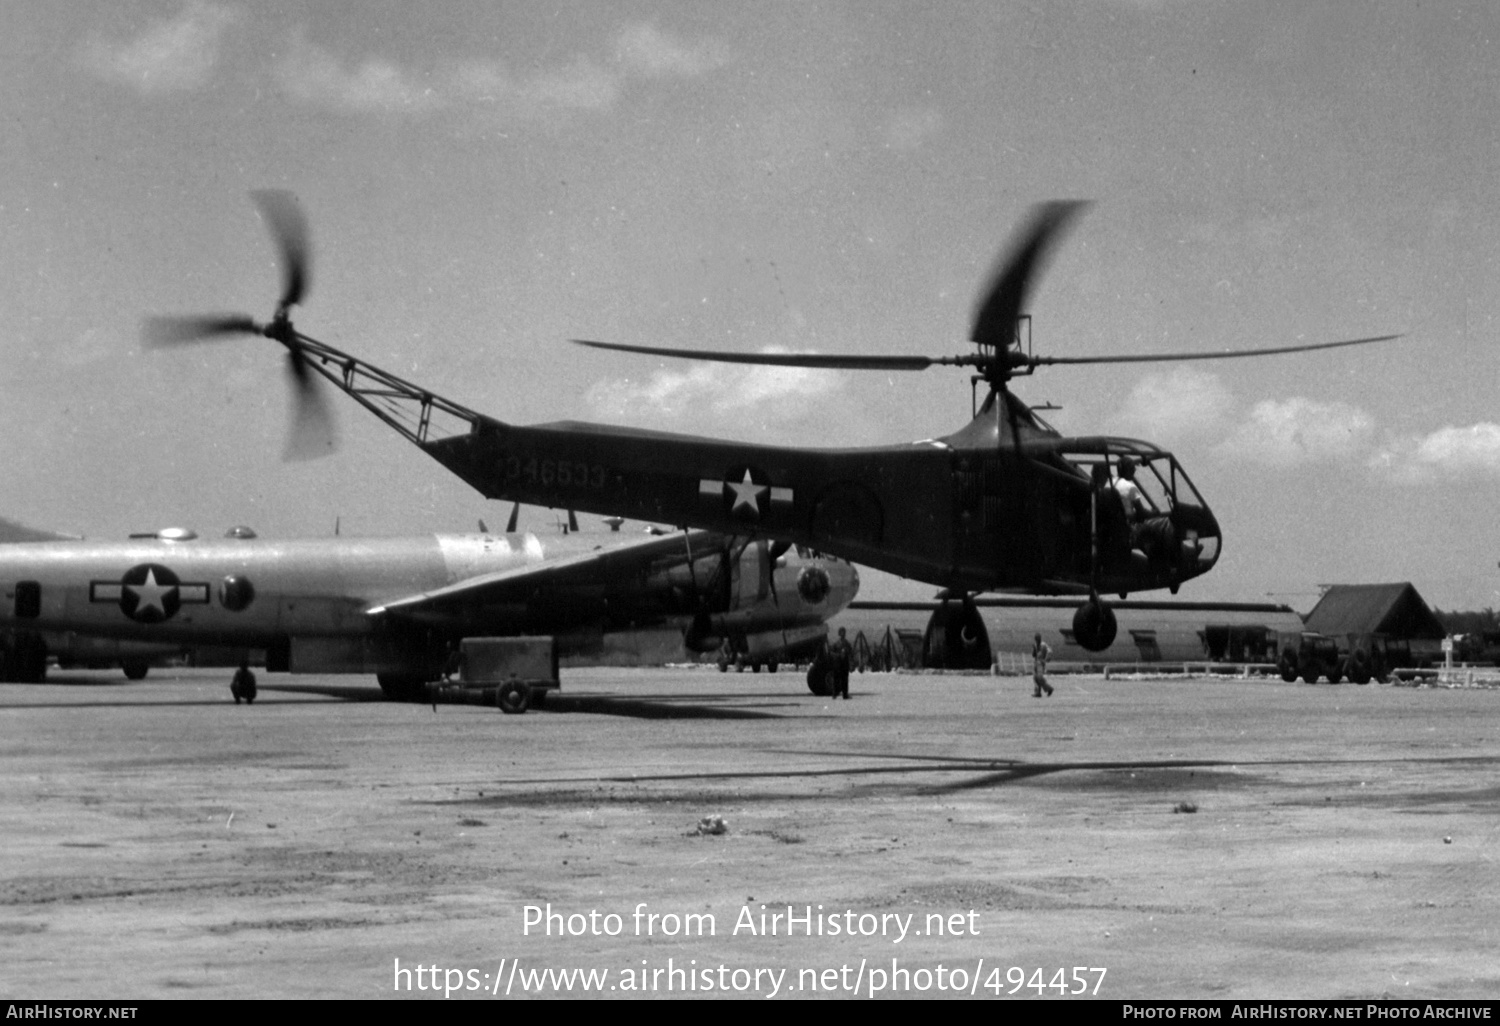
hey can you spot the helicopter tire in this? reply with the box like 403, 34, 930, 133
497, 681, 530, 715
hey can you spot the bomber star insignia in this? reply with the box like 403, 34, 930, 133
91, 563, 212, 624
127, 568, 175, 619
699, 467, 794, 521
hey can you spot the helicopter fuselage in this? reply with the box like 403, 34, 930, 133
418, 387, 1221, 599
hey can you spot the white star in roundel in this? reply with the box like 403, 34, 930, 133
126, 568, 175, 619
725, 469, 769, 516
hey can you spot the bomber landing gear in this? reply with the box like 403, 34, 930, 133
122, 658, 150, 681
0, 634, 49, 683
377, 672, 428, 702
805, 654, 833, 696
230, 666, 257, 704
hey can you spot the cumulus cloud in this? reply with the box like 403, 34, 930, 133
276, 31, 445, 114
1218, 397, 1375, 467
1109, 368, 1388, 469
614, 23, 731, 78
584, 348, 841, 433
1090, 366, 1500, 488
1108, 367, 1235, 444
275, 22, 728, 117
1369, 423, 1500, 484
78, 1, 242, 95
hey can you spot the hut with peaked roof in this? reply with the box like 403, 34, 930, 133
1303, 583, 1446, 661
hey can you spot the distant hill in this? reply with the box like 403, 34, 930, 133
0, 516, 80, 543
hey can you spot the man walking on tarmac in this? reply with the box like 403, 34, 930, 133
1031, 633, 1054, 697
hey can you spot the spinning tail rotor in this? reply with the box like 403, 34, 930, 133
144, 190, 335, 460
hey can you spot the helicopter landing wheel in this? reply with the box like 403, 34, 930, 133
1071, 595, 1118, 652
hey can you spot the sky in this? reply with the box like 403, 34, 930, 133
2, 1, 1499, 613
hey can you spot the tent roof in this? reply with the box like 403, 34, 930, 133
1303, 583, 1446, 640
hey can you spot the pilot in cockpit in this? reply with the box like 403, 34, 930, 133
1110, 457, 1152, 522
1110, 457, 1176, 568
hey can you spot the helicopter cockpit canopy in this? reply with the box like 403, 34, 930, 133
1021, 436, 1222, 594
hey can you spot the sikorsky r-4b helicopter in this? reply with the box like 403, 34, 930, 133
148, 195, 1398, 651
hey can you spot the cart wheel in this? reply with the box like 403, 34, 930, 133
497, 681, 530, 714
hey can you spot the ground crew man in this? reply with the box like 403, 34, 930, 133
827, 627, 853, 699
1032, 632, 1054, 697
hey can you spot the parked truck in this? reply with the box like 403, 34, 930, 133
1276, 630, 1409, 684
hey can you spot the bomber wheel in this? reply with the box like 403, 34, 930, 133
12, 635, 48, 683
1279, 657, 1299, 683
1301, 667, 1321, 685
1326, 670, 1343, 685
377, 672, 428, 702
806, 658, 832, 697
766, 661, 778, 674
230, 670, 257, 704
122, 659, 150, 681
497, 682, 530, 715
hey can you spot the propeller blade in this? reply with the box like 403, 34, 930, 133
282, 349, 337, 460
572, 339, 947, 372
505, 502, 520, 533
143, 314, 262, 347
1029, 333, 1404, 368
970, 201, 1089, 351
251, 189, 311, 311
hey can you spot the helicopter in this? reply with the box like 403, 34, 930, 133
147, 195, 1398, 652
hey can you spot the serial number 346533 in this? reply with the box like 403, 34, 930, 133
502, 457, 610, 490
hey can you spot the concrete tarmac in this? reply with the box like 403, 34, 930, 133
1, 666, 1497, 1000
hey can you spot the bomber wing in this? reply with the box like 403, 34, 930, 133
366, 528, 724, 618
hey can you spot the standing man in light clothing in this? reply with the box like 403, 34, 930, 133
1032, 633, 1054, 698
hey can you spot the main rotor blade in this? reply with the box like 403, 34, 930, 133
143, 314, 262, 346
572, 338, 949, 372
251, 189, 310, 311
970, 200, 1089, 351
1029, 333, 1404, 367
